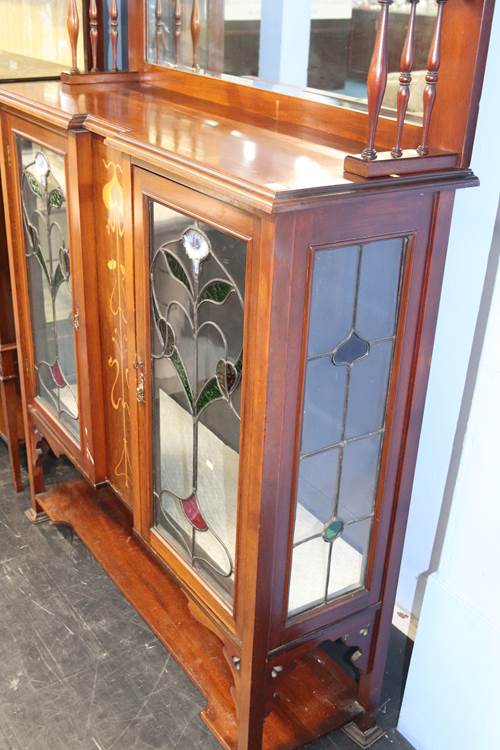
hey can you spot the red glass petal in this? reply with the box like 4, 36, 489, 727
51, 361, 65, 388
182, 494, 208, 531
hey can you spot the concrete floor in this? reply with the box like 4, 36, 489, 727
0, 440, 416, 750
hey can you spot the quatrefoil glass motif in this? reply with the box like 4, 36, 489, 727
182, 226, 210, 274
332, 331, 370, 367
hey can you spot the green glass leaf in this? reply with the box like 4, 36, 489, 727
199, 280, 233, 305
216, 359, 239, 398
48, 188, 65, 209
165, 251, 192, 295
196, 377, 222, 414
171, 349, 193, 406
51, 264, 65, 300
26, 172, 43, 198
322, 519, 344, 543
159, 319, 175, 357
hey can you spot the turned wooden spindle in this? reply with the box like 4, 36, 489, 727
155, 0, 165, 64
417, 0, 447, 155
175, 0, 182, 65
362, 0, 393, 161
89, 0, 99, 72
391, 0, 419, 158
191, 0, 201, 69
110, 0, 119, 72
67, 0, 80, 74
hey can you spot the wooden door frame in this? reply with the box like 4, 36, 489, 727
131, 166, 259, 639
0, 113, 106, 487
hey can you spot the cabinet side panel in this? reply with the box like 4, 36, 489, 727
93, 141, 133, 506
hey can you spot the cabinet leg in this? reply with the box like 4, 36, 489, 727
25, 420, 48, 524
342, 671, 387, 748
0, 376, 22, 492
236, 659, 268, 750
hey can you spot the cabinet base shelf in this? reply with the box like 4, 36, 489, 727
37, 479, 363, 750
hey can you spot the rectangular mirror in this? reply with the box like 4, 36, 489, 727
0, 0, 83, 80
146, 0, 438, 123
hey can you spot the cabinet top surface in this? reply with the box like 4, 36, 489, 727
0, 80, 473, 211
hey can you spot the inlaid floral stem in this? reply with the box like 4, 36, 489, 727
391, 0, 419, 158
417, 0, 447, 155
362, 0, 393, 161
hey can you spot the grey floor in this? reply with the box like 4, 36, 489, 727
0, 440, 416, 750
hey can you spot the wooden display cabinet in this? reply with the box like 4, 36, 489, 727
0, 1, 494, 748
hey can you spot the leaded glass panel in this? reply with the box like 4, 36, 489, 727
150, 201, 245, 606
288, 238, 406, 617
17, 137, 79, 441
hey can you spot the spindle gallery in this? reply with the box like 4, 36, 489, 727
0, 1, 494, 749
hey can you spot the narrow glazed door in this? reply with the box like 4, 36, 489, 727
133, 170, 254, 622
287, 237, 407, 617
14, 132, 80, 443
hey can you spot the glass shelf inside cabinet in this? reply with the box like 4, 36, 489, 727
16, 137, 80, 442
288, 237, 407, 618
149, 201, 246, 606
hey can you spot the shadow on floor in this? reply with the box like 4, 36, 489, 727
0, 442, 415, 750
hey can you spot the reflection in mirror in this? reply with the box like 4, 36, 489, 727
0, 0, 83, 79
146, 0, 437, 121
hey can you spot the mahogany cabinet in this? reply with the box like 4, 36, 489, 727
0, 0, 493, 747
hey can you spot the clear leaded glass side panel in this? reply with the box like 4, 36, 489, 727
287, 238, 406, 617
150, 201, 245, 606
17, 137, 80, 441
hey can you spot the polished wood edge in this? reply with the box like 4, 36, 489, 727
0, 85, 478, 213
61, 70, 141, 85
36, 479, 365, 750
0, 91, 86, 132
344, 150, 459, 178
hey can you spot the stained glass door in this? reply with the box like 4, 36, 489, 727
148, 200, 246, 606
16, 135, 80, 442
288, 237, 406, 617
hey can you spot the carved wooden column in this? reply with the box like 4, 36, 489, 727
89, 0, 99, 72
391, 0, 419, 158
175, 0, 182, 65
362, 0, 393, 161
418, 0, 448, 155
67, 0, 80, 74
155, 0, 165, 64
110, 0, 119, 72
191, 0, 201, 69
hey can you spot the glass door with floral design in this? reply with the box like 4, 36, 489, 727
14, 134, 80, 443
133, 170, 251, 618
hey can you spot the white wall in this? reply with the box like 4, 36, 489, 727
395, 3, 500, 620
398, 6, 500, 749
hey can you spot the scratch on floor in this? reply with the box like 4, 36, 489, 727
106, 654, 172, 750
30, 599, 56, 616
